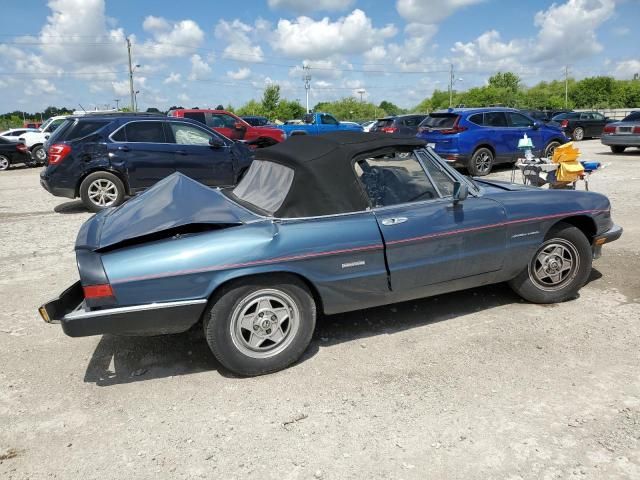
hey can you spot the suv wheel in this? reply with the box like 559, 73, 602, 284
79, 171, 125, 212
31, 145, 47, 164
468, 147, 494, 176
572, 127, 585, 141
544, 140, 561, 159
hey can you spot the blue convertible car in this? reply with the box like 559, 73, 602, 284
39, 132, 622, 376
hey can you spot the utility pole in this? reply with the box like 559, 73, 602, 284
114, 99, 120, 110
564, 65, 569, 109
448, 63, 454, 108
302, 65, 311, 113
127, 37, 135, 111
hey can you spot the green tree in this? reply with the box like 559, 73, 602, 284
379, 100, 401, 115
488, 71, 521, 93
570, 76, 616, 108
261, 84, 281, 118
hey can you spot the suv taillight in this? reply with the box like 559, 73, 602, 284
48, 143, 71, 165
560, 120, 569, 128
381, 126, 398, 133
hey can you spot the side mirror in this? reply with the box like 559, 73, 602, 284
233, 122, 246, 131
209, 137, 224, 148
532, 121, 541, 130
453, 181, 468, 203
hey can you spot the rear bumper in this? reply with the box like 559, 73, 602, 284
39, 172, 75, 199
601, 135, 640, 147
39, 282, 208, 337
592, 224, 623, 259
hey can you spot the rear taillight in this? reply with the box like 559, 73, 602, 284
633, 126, 640, 134
83, 284, 114, 299
603, 125, 616, 134
381, 127, 398, 133
16, 143, 28, 152
560, 120, 569, 128
48, 143, 71, 165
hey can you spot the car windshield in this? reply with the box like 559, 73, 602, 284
622, 111, 640, 122
231, 160, 295, 215
420, 114, 458, 129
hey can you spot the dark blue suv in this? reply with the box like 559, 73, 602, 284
417, 108, 568, 176
40, 113, 253, 211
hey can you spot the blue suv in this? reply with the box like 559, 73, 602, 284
416, 108, 568, 176
40, 113, 253, 212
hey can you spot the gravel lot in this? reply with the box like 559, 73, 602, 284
1, 140, 639, 479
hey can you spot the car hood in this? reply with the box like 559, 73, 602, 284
76, 173, 260, 250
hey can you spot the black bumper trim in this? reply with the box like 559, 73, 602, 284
592, 224, 623, 259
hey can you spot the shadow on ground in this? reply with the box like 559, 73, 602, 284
84, 283, 527, 386
54, 200, 88, 214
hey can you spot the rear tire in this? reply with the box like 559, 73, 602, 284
468, 147, 494, 176
79, 171, 125, 212
508, 222, 592, 304
0, 155, 9, 171
610, 145, 626, 154
204, 276, 316, 376
572, 127, 585, 141
31, 145, 47, 165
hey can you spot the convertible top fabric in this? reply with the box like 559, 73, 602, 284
254, 131, 426, 217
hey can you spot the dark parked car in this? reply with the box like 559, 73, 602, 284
370, 114, 428, 135
241, 115, 271, 127
417, 108, 568, 175
40, 113, 253, 212
39, 132, 621, 376
519, 109, 572, 123
601, 111, 640, 153
0, 137, 32, 171
551, 111, 611, 141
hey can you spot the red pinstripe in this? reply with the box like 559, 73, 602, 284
110, 208, 609, 284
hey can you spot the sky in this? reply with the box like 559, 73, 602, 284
0, 0, 638, 113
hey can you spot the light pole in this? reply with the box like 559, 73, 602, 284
302, 65, 311, 113
114, 99, 120, 110
134, 90, 140, 112
356, 88, 366, 102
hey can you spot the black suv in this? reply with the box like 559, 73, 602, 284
40, 113, 253, 212
370, 114, 428, 135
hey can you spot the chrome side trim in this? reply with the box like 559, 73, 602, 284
64, 298, 207, 320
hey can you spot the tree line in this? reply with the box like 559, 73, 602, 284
2, 73, 638, 128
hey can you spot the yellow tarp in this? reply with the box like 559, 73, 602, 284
552, 141, 584, 182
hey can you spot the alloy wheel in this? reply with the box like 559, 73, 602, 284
0, 156, 9, 171
528, 239, 580, 291
34, 148, 47, 161
87, 178, 118, 207
230, 289, 300, 359
474, 151, 492, 174
573, 127, 584, 141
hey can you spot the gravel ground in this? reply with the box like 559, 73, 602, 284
1, 140, 638, 479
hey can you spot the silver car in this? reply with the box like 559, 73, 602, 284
601, 111, 640, 153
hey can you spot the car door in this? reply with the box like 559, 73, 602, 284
108, 120, 175, 191
480, 111, 512, 162
166, 121, 235, 186
318, 114, 340, 134
355, 148, 507, 293
506, 112, 544, 158
208, 113, 246, 140
590, 112, 607, 137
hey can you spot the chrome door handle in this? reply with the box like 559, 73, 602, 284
381, 217, 408, 226
117, 145, 130, 152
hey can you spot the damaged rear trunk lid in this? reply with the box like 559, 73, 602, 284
76, 173, 260, 251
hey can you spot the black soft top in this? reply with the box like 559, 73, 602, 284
254, 131, 426, 218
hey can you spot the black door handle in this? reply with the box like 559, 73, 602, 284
176, 150, 188, 155
117, 145, 130, 152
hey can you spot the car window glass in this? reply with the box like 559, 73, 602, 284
622, 112, 640, 122
124, 121, 166, 143
0, 137, 8, 144
321, 114, 339, 125
421, 114, 458, 128
508, 112, 533, 127
403, 116, 423, 127
232, 160, 294, 214
592, 113, 604, 120
355, 151, 438, 208
484, 112, 508, 127
183, 111, 206, 125
170, 123, 212, 145
210, 114, 237, 128
59, 121, 108, 141
421, 155, 455, 196
468, 113, 484, 125
45, 119, 65, 133
111, 127, 126, 142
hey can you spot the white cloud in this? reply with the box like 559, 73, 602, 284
289, 58, 351, 79
163, 72, 182, 84
25, 79, 57, 96
215, 19, 264, 62
139, 16, 205, 59
227, 67, 251, 80
532, 0, 615, 62
613, 59, 640, 79
271, 9, 397, 59
111, 76, 146, 97
177, 93, 190, 103
188, 54, 212, 80
397, 0, 484, 24
450, 30, 526, 74
268, 0, 355, 14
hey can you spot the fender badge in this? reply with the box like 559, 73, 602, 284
341, 260, 366, 269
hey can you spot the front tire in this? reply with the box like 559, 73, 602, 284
508, 222, 592, 303
31, 145, 47, 165
79, 171, 125, 212
468, 147, 494, 176
0, 155, 9, 171
610, 145, 626, 154
572, 127, 585, 141
544, 140, 561, 159
204, 276, 316, 376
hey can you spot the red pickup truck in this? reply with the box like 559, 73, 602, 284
168, 109, 285, 147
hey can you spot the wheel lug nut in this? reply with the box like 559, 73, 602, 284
253, 325, 259, 331
258, 313, 263, 317
266, 328, 272, 334
271, 315, 277, 321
